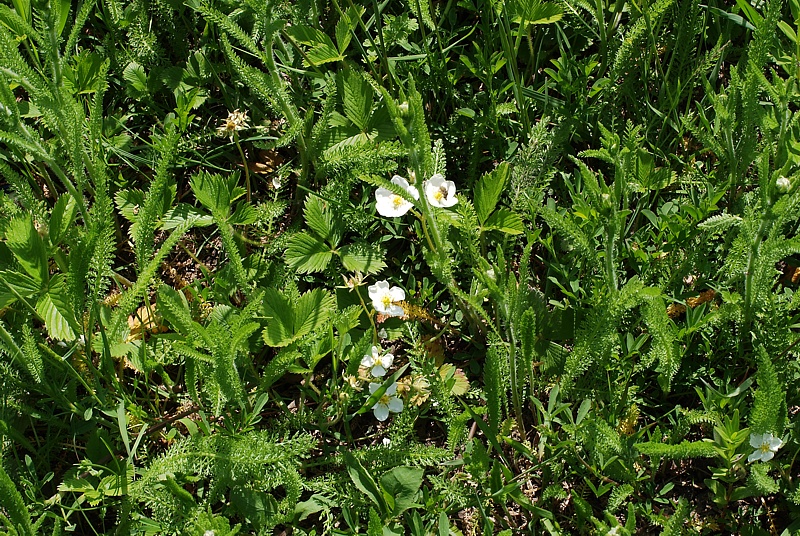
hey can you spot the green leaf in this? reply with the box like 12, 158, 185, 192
343, 451, 387, 515
122, 61, 150, 99
342, 71, 373, 132
285, 25, 344, 66
5, 213, 49, 285
36, 275, 79, 340
49, 195, 77, 246
263, 289, 294, 347
474, 163, 510, 224
509, 0, 563, 25
339, 242, 386, 274
284, 232, 334, 273
484, 208, 525, 234
380, 467, 423, 516
262, 288, 335, 347
162, 203, 214, 229
0, 270, 39, 309
293, 288, 336, 340
304, 195, 342, 245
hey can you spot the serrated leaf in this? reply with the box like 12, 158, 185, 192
339, 242, 386, 274
123, 61, 149, 97
114, 189, 146, 223
263, 288, 295, 347
162, 203, 213, 229
509, 0, 563, 25
5, 213, 48, 285
474, 163, 510, 224
262, 288, 335, 347
484, 208, 525, 234
285, 232, 334, 273
342, 71, 373, 131
36, 276, 79, 340
49, 194, 77, 246
304, 195, 342, 245
293, 289, 336, 340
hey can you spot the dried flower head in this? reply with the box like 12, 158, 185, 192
217, 109, 250, 139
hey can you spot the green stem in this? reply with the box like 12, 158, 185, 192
233, 132, 251, 203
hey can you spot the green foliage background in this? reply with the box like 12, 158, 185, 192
1, 0, 800, 533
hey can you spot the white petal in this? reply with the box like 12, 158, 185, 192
361, 354, 375, 368
768, 436, 783, 451
387, 396, 404, 413
385, 382, 398, 396
748, 451, 761, 463
387, 304, 405, 317
749, 433, 765, 449
391, 175, 410, 188
373, 403, 390, 421
379, 353, 394, 369
761, 450, 775, 462
369, 382, 380, 394
389, 287, 405, 302
371, 365, 387, 377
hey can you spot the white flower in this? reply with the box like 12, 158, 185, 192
368, 280, 405, 317
272, 175, 282, 189
369, 381, 404, 421
382, 437, 392, 447
423, 173, 458, 208
748, 432, 783, 463
204, 531, 215, 536
361, 346, 394, 378
776, 176, 791, 193
375, 175, 419, 217
606, 528, 620, 536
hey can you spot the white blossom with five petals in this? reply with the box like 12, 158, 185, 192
361, 346, 394, 378
369, 381, 404, 421
423, 173, 458, 208
375, 175, 419, 217
748, 432, 783, 463
368, 280, 405, 317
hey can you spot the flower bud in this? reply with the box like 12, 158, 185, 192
398, 102, 409, 116
776, 176, 791, 193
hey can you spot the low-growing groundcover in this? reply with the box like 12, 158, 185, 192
1, 0, 800, 533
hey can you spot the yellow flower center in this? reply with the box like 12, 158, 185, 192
392, 195, 404, 208
382, 295, 393, 308
379, 394, 391, 405
759, 443, 771, 453
434, 190, 444, 201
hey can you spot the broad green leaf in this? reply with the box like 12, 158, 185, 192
5, 213, 48, 285
474, 163, 510, 224
0, 270, 39, 308
343, 451, 387, 514
36, 275, 79, 340
509, 0, 563, 25
304, 195, 342, 245
123, 62, 149, 98
190, 172, 242, 215
380, 467, 423, 516
484, 208, 525, 234
49, 194, 77, 246
342, 71, 373, 132
229, 202, 257, 225
339, 242, 386, 274
285, 232, 334, 273
263, 288, 294, 347
293, 289, 336, 341
114, 189, 146, 223
285, 25, 343, 66
162, 203, 214, 229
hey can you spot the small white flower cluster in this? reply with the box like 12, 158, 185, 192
360, 345, 403, 421
375, 172, 458, 217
